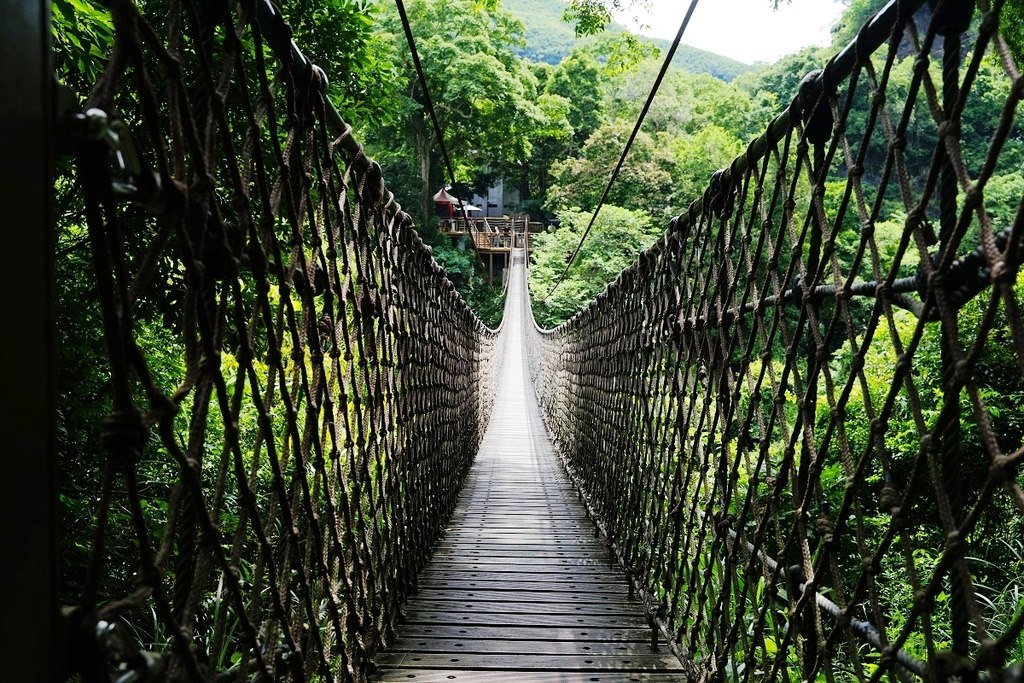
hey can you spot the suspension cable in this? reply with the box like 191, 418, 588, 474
542, 0, 701, 303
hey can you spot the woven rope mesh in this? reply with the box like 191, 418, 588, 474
526, 1, 1024, 679
67, 0, 501, 678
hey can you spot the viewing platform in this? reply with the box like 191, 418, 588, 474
439, 216, 545, 253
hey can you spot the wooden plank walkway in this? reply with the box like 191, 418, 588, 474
373, 253, 685, 682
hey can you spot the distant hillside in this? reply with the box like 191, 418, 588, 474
503, 0, 754, 82
642, 35, 757, 82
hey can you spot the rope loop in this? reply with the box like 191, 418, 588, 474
101, 407, 150, 465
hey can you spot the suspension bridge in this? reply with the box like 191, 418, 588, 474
6, 0, 1024, 680
372, 253, 686, 680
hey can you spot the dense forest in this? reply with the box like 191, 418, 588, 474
51, 0, 1024, 677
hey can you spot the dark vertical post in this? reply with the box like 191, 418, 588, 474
0, 1, 58, 681
935, 0, 974, 660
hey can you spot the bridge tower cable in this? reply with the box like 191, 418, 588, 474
541, 0, 701, 304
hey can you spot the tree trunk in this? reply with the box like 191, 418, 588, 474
415, 125, 432, 227
518, 167, 531, 203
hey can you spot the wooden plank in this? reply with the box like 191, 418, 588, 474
436, 540, 604, 549
415, 578, 630, 593
435, 538, 604, 547
410, 589, 635, 604
424, 556, 612, 567
375, 652, 681, 671
419, 567, 622, 578
389, 639, 664, 656
431, 548, 612, 558
399, 611, 648, 628
375, 671, 685, 682
405, 601, 640, 616
440, 530, 594, 538
423, 562, 617, 574
446, 518, 589, 525
392, 625, 650, 642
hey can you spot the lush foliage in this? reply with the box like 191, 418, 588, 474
528, 206, 659, 326
281, 0, 403, 130
373, 0, 542, 223
358, 0, 766, 318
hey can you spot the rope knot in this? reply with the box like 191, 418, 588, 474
361, 161, 386, 209
797, 69, 834, 145
199, 352, 221, 374
879, 485, 900, 514
708, 169, 735, 219
1013, 74, 1024, 100
934, 0, 975, 37
937, 120, 962, 141
815, 516, 834, 539
991, 258, 1009, 283
101, 407, 149, 464
945, 531, 965, 557
309, 63, 329, 93
989, 454, 1014, 485
928, 651, 977, 683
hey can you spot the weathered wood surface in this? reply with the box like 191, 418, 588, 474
372, 253, 685, 682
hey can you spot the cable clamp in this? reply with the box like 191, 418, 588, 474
71, 107, 165, 212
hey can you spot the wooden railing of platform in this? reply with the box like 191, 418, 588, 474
439, 216, 541, 253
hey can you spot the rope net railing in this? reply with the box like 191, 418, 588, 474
61, 0, 502, 679
527, 0, 1024, 680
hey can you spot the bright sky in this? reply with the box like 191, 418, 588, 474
614, 0, 847, 65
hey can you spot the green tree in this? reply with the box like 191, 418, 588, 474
828, 0, 880, 48
733, 44, 828, 106
528, 205, 661, 326
281, 0, 402, 130
546, 119, 676, 215
51, 0, 114, 92
519, 92, 575, 207
670, 124, 745, 208
377, 0, 542, 224
607, 62, 771, 140
562, 0, 630, 37
545, 49, 606, 148
1000, 0, 1024, 66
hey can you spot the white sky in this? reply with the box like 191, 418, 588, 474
614, 0, 847, 65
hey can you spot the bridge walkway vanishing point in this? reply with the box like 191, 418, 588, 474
372, 252, 685, 681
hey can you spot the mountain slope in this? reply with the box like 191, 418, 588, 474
503, 0, 754, 81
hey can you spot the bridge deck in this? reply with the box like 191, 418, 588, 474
373, 253, 684, 682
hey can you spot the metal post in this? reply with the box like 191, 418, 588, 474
0, 0, 58, 680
